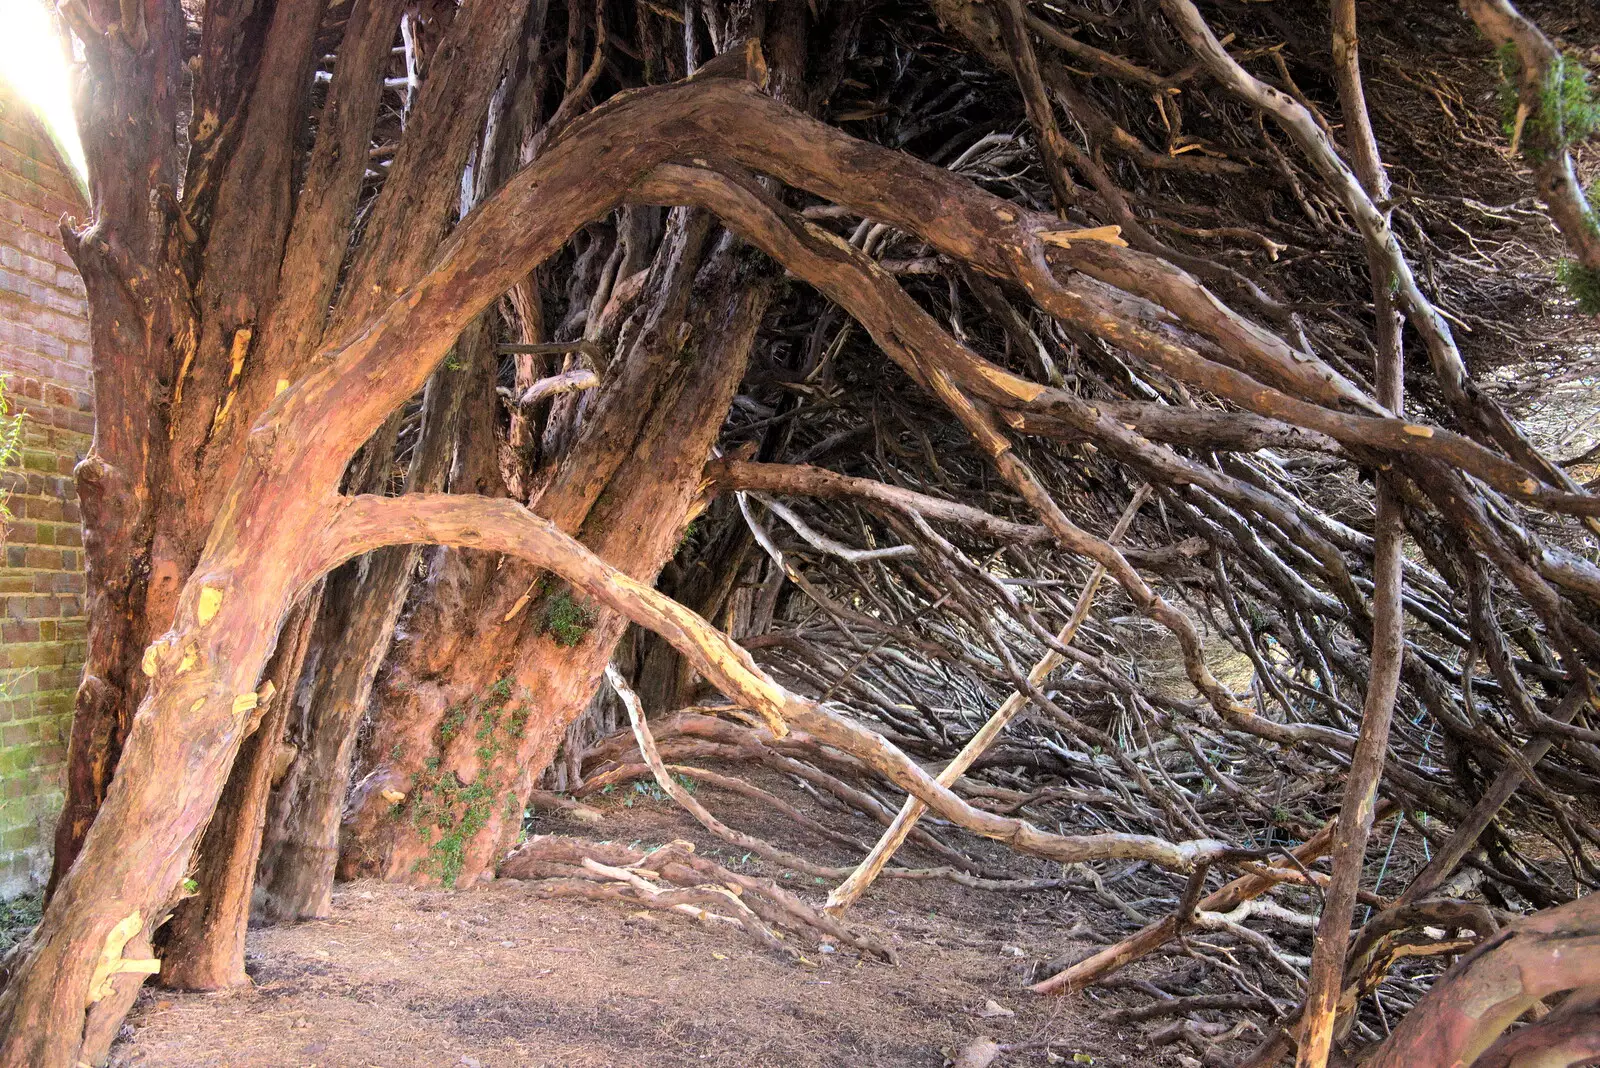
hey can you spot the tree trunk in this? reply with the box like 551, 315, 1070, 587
51, 0, 408, 888
154, 590, 320, 989
249, 0, 547, 915
254, 332, 474, 920
334, 5, 821, 890
341, 233, 777, 887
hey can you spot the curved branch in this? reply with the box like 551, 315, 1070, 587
1162, 0, 1593, 505
628, 164, 1596, 514
264, 75, 1592, 524
317, 491, 1231, 873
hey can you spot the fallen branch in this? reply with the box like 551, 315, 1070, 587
500, 835, 896, 963
1032, 802, 1397, 995
824, 486, 1149, 916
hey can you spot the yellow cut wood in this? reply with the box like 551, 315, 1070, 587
824, 486, 1150, 916
1036, 224, 1128, 248
196, 584, 224, 625
87, 911, 160, 1004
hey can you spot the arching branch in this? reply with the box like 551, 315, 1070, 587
317, 490, 1232, 873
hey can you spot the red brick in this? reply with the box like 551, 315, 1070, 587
0, 620, 39, 643
2, 519, 36, 544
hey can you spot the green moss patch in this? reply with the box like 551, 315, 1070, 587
403, 678, 536, 888
542, 589, 597, 647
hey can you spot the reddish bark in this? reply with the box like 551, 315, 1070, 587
156, 0, 528, 954
154, 592, 320, 990
334, 11, 814, 893
51, 0, 399, 889
340, 234, 777, 887
49, 0, 192, 893
1367, 893, 1600, 1068
9, 13, 1594, 1065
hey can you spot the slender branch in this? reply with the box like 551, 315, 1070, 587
708, 460, 1051, 543
507, 369, 600, 408
1162, 0, 1593, 506
824, 486, 1149, 916
1299, 6, 1410, 1063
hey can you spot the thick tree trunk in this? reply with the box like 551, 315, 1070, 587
334, 7, 818, 890
0, 479, 329, 1065
254, 335, 473, 920
342, 238, 777, 887
52, 0, 403, 888
249, 0, 546, 915
48, 2, 196, 894
146, 0, 530, 959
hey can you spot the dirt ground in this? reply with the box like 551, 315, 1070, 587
108, 776, 1185, 1068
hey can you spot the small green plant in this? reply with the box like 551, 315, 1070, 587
438, 705, 467, 743
408, 762, 499, 888
0, 378, 21, 495
504, 707, 529, 739
404, 688, 536, 887
0, 891, 42, 954
677, 518, 700, 553
543, 588, 596, 647
1498, 45, 1600, 160
1556, 258, 1600, 314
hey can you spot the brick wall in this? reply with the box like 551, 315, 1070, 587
0, 81, 91, 896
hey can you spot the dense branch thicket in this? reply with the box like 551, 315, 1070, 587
2, 1, 1598, 1066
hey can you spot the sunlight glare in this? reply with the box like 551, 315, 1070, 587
0, 0, 87, 187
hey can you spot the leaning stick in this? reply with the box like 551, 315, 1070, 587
1031, 799, 1398, 995
824, 486, 1150, 917
1395, 683, 1591, 906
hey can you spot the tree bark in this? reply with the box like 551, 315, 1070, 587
252, 356, 469, 921
49, 0, 198, 894
154, 590, 321, 989
1367, 893, 1600, 1068
13, 14, 1598, 1065
51, 0, 404, 889
337, 15, 816, 891
340, 237, 777, 887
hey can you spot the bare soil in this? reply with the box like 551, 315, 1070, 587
108, 774, 1182, 1068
